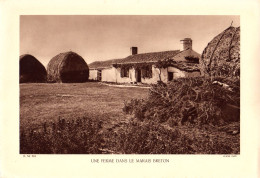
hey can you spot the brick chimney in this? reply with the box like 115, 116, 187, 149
130, 47, 138, 55
180, 38, 192, 50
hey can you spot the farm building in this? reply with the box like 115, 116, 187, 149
19, 54, 47, 83
47, 51, 89, 83
89, 38, 201, 84
89, 59, 120, 82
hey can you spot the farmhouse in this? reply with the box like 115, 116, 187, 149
47, 51, 89, 83
89, 38, 201, 84
20, 54, 47, 83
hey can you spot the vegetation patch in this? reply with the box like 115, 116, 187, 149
106, 119, 239, 154
20, 81, 239, 154
120, 77, 240, 154
20, 116, 239, 154
20, 117, 104, 154
123, 77, 240, 125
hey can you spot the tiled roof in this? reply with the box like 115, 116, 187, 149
89, 59, 121, 69
89, 49, 202, 71
113, 50, 180, 64
171, 61, 200, 72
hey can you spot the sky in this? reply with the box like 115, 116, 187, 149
20, 15, 240, 67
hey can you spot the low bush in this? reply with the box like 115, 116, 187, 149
20, 116, 239, 154
106, 120, 239, 154
123, 77, 240, 125
20, 117, 104, 154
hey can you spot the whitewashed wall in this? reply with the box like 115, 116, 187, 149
113, 65, 166, 84
115, 68, 134, 83
89, 69, 97, 80
141, 66, 199, 84
167, 67, 186, 78
114, 66, 187, 84
159, 68, 168, 83
101, 68, 117, 82
142, 66, 163, 84
91, 65, 200, 84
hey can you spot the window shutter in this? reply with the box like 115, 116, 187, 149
120, 68, 123, 77
148, 66, 152, 78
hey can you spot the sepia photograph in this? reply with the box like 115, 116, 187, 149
19, 15, 240, 154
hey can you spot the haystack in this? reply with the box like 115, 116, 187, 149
47, 51, 89, 83
19, 54, 47, 83
200, 26, 240, 79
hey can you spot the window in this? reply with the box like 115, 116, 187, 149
121, 68, 129, 78
141, 66, 152, 78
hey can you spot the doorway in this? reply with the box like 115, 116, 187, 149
136, 69, 141, 83
168, 72, 173, 81
97, 70, 102, 81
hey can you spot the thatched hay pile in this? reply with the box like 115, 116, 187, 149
200, 26, 240, 79
47, 51, 89, 83
19, 54, 47, 83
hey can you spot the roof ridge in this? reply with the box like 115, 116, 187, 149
89, 49, 183, 69
90, 58, 122, 63
128, 49, 180, 56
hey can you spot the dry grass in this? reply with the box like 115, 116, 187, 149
20, 81, 239, 154
20, 82, 148, 130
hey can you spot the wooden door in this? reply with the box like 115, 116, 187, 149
136, 69, 141, 83
97, 70, 102, 81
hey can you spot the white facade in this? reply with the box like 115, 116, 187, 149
89, 65, 199, 84
115, 68, 134, 83
89, 69, 98, 80
89, 48, 201, 83
89, 67, 117, 82
102, 68, 117, 82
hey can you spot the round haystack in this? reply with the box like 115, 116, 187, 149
19, 54, 47, 83
200, 26, 240, 79
47, 51, 89, 83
